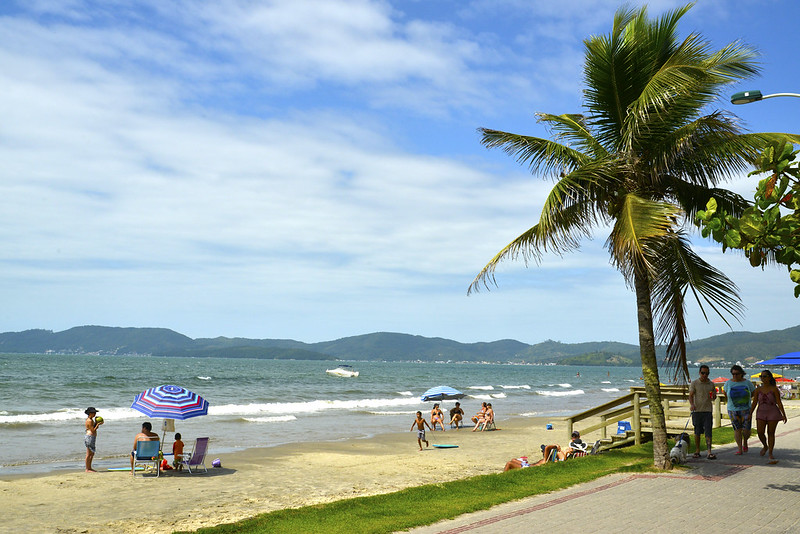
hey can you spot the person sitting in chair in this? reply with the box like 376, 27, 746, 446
430, 403, 446, 431
130, 421, 160, 474
449, 402, 464, 429
473, 403, 494, 431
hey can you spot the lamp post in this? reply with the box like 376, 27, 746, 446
731, 89, 800, 105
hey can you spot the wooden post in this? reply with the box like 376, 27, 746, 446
713, 395, 722, 428
600, 415, 607, 440
566, 417, 573, 442
663, 398, 670, 424
633, 392, 641, 445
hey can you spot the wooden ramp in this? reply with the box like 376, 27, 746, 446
566, 386, 728, 451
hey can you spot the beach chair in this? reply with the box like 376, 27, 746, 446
132, 440, 161, 478
477, 417, 496, 431
178, 437, 209, 474
617, 421, 632, 434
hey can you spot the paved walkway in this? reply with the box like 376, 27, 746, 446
404, 415, 800, 534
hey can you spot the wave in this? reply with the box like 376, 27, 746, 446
397, 391, 413, 396
490, 393, 507, 399
242, 415, 297, 423
500, 385, 530, 389
367, 410, 418, 416
208, 397, 421, 417
468, 386, 494, 390
0, 406, 144, 425
601, 381, 611, 384
469, 394, 493, 400
197, 376, 212, 380
536, 389, 585, 397
0, 397, 424, 425
601, 388, 620, 392
558, 383, 572, 388
518, 412, 539, 417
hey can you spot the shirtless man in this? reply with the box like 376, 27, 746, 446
130, 421, 160, 474
84, 407, 103, 472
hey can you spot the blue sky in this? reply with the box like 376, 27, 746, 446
1, 0, 798, 346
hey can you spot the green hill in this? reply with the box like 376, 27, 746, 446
1, 324, 798, 364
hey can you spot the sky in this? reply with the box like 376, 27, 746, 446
1, 0, 799, 346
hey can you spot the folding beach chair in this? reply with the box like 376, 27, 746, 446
132, 440, 161, 478
178, 437, 209, 474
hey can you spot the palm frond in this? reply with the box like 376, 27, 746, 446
478, 129, 590, 176
606, 193, 680, 281
467, 200, 594, 294
651, 232, 745, 380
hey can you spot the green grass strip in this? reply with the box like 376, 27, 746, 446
180, 429, 735, 534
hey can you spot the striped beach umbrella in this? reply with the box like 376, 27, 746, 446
131, 384, 209, 420
420, 385, 465, 402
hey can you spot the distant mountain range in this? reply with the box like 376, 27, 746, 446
1, 324, 798, 365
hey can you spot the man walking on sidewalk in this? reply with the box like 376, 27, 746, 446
689, 365, 717, 459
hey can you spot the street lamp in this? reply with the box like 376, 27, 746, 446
731, 89, 800, 105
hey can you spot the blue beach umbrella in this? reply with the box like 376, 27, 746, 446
420, 386, 465, 402
131, 384, 209, 420
756, 351, 800, 367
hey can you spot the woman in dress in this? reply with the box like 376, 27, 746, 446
750, 369, 787, 463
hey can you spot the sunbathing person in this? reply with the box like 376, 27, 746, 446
473, 403, 494, 431
130, 421, 160, 474
430, 403, 446, 431
471, 402, 488, 425
504, 444, 564, 471
504, 435, 593, 471
449, 402, 464, 429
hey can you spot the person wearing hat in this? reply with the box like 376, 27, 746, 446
84, 407, 103, 472
566, 430, 588, 458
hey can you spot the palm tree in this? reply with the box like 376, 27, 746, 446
470, 4, 794, 468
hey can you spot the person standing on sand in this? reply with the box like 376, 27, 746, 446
689, 365, 717, 459
750, 369, 787, 464
723, 364, 755, 455
84, 407, 103, 472
411, 411, 432, 451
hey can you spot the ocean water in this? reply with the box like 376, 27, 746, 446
0, 353, 647, 474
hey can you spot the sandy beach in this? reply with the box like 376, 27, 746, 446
1, 416, 575, 533
3, 403, 798, 533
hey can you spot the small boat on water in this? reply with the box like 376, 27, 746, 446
326, 365, 359, 377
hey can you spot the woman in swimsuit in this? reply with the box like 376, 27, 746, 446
750, 369, 787, 463
471, 402, 488, 425
430, 403, 446, 431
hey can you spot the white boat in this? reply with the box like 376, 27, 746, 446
326, 365, 359, 377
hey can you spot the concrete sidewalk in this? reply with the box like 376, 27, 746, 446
404, 415, 800, 534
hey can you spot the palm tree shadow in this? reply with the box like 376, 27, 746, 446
764, 483, 800, 492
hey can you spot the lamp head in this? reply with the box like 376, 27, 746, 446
731, 90, 763, 105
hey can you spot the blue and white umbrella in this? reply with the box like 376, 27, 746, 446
420, 386, 465, 402
131, 384, 209, 420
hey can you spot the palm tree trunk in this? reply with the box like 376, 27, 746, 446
633, 266, 671, 469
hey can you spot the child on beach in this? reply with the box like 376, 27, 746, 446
411, 411, 432, 450
83, 407, 103, 472
172, 433, 185, 470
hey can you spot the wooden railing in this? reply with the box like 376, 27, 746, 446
565, 386, 727, 446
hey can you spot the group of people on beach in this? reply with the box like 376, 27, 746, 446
425, 401, 494, 433
691, 364, 788, 463
83, 409, 186, 473
411, 401, 497, 450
